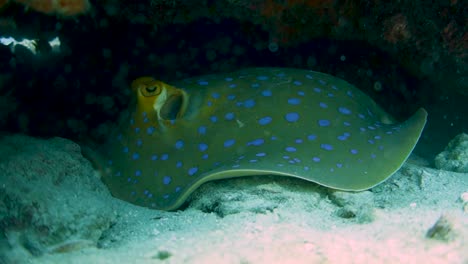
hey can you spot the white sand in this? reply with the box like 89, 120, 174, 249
1, 135, 467, 264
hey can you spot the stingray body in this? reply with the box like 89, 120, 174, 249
96, 68, 427, 210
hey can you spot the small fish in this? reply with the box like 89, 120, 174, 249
92, 67, 427, 210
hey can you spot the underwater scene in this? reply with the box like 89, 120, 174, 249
0, 0, 466, 263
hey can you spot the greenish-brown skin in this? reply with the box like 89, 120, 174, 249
94, 68, 427, 210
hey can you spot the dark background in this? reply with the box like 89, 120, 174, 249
0, 0, 466, 161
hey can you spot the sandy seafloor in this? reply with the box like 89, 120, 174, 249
0, 134, 467, 264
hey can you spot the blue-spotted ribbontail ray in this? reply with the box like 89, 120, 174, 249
91, 67, 427, 210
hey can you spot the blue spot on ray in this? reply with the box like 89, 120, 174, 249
285, 112, 300, 122
224, 139, 236, 148
210, 116, 218, 123
337, 135, 347, 141
147, 127, 155, 135
259, 116, 272, 125
211, 92, 220, 99
321, 144, 334, 151
175, 140, 184, 149
257, 75, 269, 81
244, 99, 256, 108
285, 146, 297, 152
338, 107, 352, 115
198, 80, 209, 86
288, 98, 301, 105
225, 112, 235, 120
198, 126, 207, 135
163, 176, 172, 185
199, 143, 208, 152
262, 90, 272, 96
307, 134, 317, 140
319, 102, 328, 108
188, 167, 198, 176
318, 119, 331, 127
247, 138, 265, 146
132, 152, 140, 160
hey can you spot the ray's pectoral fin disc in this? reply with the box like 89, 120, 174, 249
92, 67, 427, 211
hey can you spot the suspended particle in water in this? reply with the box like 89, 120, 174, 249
374, 81, 383, 92
268, 41, 279, 53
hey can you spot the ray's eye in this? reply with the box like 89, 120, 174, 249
146, 86, 157, 93
142, 84, 161, 96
